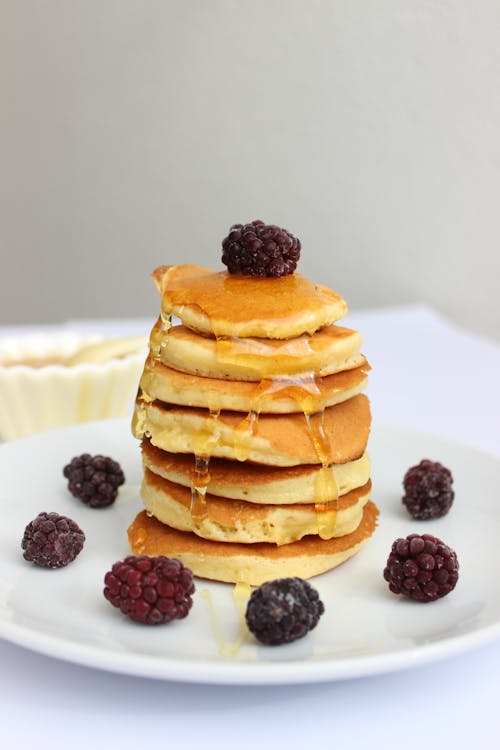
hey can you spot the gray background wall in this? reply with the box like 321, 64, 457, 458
1, 0, 499, 340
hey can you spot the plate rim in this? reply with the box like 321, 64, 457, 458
1, 418, 499, 685
2, 610, 500, 685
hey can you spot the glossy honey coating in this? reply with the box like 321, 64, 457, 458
134, 394, 371, 467
153, 265, 347, 339
141, 438, 371, 504
139, 357, 369, 414
140, 468, 372, 545
149, 320, 366, 381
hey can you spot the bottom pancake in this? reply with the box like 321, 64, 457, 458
128, 501, 379, 586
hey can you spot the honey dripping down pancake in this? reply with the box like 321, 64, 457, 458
131, 222, 376, 583
139, 356, 370, 413
140, 468, 372, 545
133, 394, 371, 467
148, 319, 366, 381
151, 264, 347, 339
128, 502, 379, 586
140, 439, 371, 504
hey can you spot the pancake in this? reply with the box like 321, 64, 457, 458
140, 468, 372, 544
152, 265, 348, 338
134, 393, 371, 466
128, 501, 379, 585
141, 439, 371, 504
139, 357, 369, 414
149, 321, 365, 381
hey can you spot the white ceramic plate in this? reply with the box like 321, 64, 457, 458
0, 419, 498, 684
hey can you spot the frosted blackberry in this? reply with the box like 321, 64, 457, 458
403, 459, 454, 519
222, 220, 301, 277
63, 453, 125, 508
103, 555, 195, 625
22, 511, 85, 568
383, 533, 459, 602
245, 577, 324, 645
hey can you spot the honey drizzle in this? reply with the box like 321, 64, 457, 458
230, 373, 319, 463
160, 311, 172, 337
150, 311, 172, 359
233, 410, 259, 462
305, 410, 339, 539
130, 526, 147, 554
313, 466, 339, 539
138, 309, 217, 531
201, 582, 252, 657
253, 372, 320, 412
132, 397, 148, 439
190, 409, 221, 526
214, 333, 316, 378
251, 374, 339, 539
230, 369, 339, 540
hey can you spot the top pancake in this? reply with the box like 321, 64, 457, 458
152, 264, 347, 339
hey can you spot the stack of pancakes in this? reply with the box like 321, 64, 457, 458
129, 264, 378, 585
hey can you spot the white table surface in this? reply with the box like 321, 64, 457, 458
1, 304, 499, 750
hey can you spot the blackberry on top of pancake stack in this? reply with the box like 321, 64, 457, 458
129, 220, 378, 585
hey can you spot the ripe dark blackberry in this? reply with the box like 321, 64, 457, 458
221, 220, 301, 278
22, 511, 85, 568
103, 555, 195, 625
403, 459, 454, 520
245, 577, 324, 645
383, 533, 459, 603
63, 453, 125, 508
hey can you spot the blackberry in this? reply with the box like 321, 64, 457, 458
403, 459, 454, 520
63, 453, 125, 508
245, 577, 324, 645
103, 555, 195, 625
22, 511, 85, 568
383, 533, 459, 602
221, 220, 301, 278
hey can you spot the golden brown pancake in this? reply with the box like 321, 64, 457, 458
128, 501, 379, 585
139, 356, 369, 414
149, 321, 365, 381
133, 393, 371, 467
141, 439, 371, 504
152, 265, 348, 338
140, 468, 372, 545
